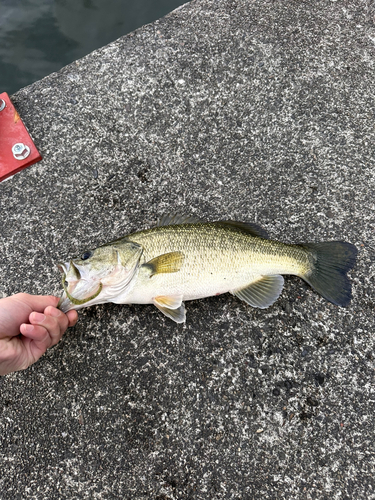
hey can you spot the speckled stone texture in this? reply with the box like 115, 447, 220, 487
0, 0, 374, 498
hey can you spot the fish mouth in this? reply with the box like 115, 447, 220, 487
60, 280, 103, 309
57, 260, 103, 312
58, 260, 81, 279
57, 261, 69, 275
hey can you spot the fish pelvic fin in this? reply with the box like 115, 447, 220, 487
154, 294, 183, 309
153, 295, 186, 323
232, 275, 284, 309
300, 241, 357, 306
144, 251, 184, 276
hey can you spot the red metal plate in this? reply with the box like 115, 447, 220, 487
0, 92, 42, 182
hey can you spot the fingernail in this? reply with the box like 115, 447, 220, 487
48, 308, 61, 318
22, 324, 34, 333
32, 312, 46, 323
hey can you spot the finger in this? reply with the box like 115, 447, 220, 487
29, 310, 67, 347
44, 306, 78, 329
20, 323, 50, 343
44, 305, 74, 334
12, 293, 59, 313
19, 324, 51, 362
66, 310, 79, 327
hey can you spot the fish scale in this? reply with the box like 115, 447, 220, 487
125, 222, 311, 304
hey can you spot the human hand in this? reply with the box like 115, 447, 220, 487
0, 293, 78, 376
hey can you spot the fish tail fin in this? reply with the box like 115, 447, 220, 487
300, 241, 357, 306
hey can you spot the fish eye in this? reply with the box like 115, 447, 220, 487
81, 251, 92, 260
64, 281, 69, 288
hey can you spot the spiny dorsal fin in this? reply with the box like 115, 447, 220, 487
153, 296, 186, 323
232, 275, 284, 308
157, 214, 268, 239
144, 251, 184, 276
157, 213, 205, 226
215, 221, 269, 239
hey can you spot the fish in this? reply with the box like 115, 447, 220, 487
57, 214, 357, 323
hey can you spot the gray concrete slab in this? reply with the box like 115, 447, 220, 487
0, 0, 374, 498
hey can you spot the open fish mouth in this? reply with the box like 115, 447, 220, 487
57, 260, 103, 312
58, 260, 81, 279
61, 280, 103, 307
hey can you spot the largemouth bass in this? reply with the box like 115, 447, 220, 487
57, 214, 357, 323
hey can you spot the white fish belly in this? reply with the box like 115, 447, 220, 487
122, 272, 257, 304
119, 256, 294, 305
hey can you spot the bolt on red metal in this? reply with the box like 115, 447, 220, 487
0, 92, 42, 182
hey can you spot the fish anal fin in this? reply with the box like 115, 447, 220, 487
144, 251, 184, 276
153, 297, 186, 323
232, 275, 284, 309
158, 213, 205, 226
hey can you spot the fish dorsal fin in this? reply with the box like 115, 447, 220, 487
153, 295, 186, 323
215, 221, 269, 239
157, 213, 205, 226
232, 275, 284, 309
144, 251, 184, 276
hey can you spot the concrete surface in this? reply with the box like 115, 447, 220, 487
1, 0, 374, 498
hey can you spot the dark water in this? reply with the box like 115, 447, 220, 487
0, 0, 188, 95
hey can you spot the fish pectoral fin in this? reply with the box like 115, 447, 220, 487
144, 251, 184, 276
232, 275, 284, 309
153, 296, 186, 323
